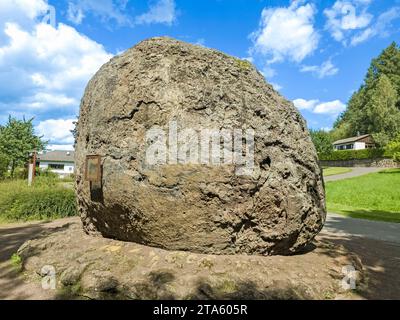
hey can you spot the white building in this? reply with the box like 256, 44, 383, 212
332, 134, 376, 151
37, 150, 75, 178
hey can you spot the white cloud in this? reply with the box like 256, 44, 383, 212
0, 1, 113, 120
0, 0, 48, 44
46, 144, 75, 151
350, 27, 373, 45
67, 3, 85, 25
66, 0, 179, 27
300, 60, 339, 78
35, 118, 75, 145
18, 92, 78, 110
250, 1, 319, 63
350, 7, 400, 46
293, 98, 319, 111
323, 1, 399, 46
0, 22, 112, 112
261, 66, 276, 78
0, 0, 48, 25
0, 0, 113, 149
66, 0, 131, 26
270, 82, 283, 91
314, 100, 346, 115
353, 0, 372, 4
135, 0, 177, 25
324, 1, 373, 44
293, 98, 346, 116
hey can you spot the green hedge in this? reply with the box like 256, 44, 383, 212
319, 148, 392, 161
0, 177, 77, 222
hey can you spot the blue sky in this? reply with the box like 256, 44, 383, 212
0, 0, 399, 149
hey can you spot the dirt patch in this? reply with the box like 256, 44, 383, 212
0, 218, 74, 299
0, 217, 371, 300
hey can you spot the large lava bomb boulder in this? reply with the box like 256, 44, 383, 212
75, 37, 326, 255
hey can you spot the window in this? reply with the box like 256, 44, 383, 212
335, 144, 353, 150
48, 163, 64, 170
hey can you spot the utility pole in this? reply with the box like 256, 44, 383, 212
28, 150, 37, 186
32, 150, 36, 183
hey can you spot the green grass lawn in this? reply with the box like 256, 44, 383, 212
325, 169, 400, 223
322, 167, 352, 177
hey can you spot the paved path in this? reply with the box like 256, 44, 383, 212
324, 167, 382, 182
323, 213, 400, 244
321, 213, 400, 299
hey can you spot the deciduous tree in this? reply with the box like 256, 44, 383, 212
0, 116, 46, 178
310, 129, 333, 155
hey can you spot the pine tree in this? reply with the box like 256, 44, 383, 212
366, 42, 400, 99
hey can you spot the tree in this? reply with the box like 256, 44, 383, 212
70, 117, 78, 148
365, 42, 400, 101
333, 42, 400, 145
0, 152, 9, 179
387, 133, 400, 163
310, 129, 333, 155
365, 75, 400, 146
0, 116, 46, 178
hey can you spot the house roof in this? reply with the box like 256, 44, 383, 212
37, 150, 75, 163
333, 134, 372, 145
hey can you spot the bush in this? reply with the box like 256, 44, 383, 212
319, 148, 389, 161
36, 167, 59, 179
61, 173, 75, 182
386, 133, 400, 163
0, 177, 77, 222
13, 167, 28, 179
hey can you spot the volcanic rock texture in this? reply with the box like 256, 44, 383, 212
75, 37, 326, 255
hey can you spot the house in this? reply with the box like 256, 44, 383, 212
37, 150, 75, 177
333, 134, 376, 151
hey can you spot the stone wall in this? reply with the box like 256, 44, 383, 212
320, 158, 400, 168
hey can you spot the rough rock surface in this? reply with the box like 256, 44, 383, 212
17, 218, 364, 300
75, 37, 326, 255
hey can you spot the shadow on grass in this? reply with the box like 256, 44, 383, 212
377, 169, 400, 174
332, 209, 400, 223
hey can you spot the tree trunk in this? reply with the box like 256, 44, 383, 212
10, 160, 15, 179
